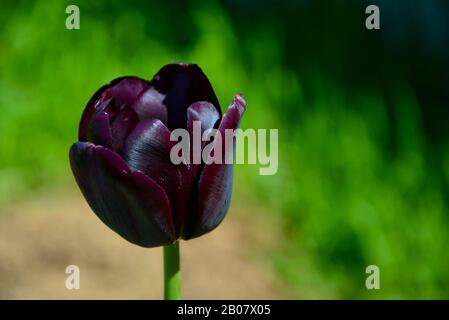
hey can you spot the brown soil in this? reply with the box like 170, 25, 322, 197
0, 188, 285, 299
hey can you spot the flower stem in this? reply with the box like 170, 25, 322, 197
163, 241, 181, 300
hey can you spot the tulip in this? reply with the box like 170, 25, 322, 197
69, 63, 245, 299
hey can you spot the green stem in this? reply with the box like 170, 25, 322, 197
163, 241, 181, 300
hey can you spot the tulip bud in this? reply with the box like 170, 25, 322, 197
69, 63, 245, 247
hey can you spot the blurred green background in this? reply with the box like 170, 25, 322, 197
0, 0, 448, 299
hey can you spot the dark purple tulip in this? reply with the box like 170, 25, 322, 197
69, 63, 245, 247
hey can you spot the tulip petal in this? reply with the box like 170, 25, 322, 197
187, 101, 220, 176
188, 94, 246, 239
109, 105, 139, 153
122, 119, 193, 237
102, 76, 148, 108
150, 63, 221, 130
132, 87, 168, 124
69, 141, 175, 247
86, 111, 112, 148
79, 77, 148, 141
187, 101, 221, 135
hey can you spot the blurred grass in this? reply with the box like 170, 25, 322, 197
0, 0, 448, 299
